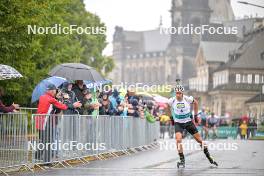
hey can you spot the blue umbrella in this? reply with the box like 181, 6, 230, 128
31, 76, 67, 103
84, 79, 112, 89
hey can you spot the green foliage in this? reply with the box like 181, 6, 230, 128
0, 0, 114, 106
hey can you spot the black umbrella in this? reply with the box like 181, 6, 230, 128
48, 63, 105, 81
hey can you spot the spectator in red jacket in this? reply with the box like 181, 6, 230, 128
36, 84, 81, 129
0, 87, 20, 113
35, 84, 81, 163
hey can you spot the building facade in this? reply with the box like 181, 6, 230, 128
110, 0, 234, 85
189, 26, 264, 119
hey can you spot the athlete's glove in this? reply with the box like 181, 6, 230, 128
194, 114, 199, 123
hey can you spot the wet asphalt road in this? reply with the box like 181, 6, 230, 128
17, 139, 264, 176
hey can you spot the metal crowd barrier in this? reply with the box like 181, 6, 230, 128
0, 113, 29, 174
19, 107, 37, 115
30, 114, 159, 166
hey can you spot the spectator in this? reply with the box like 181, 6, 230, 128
208, 112, 218, 139
240, 120, 248, 140
138, 105, 145, 119
37, 84, 81, 115
248, 119, 257, 138
237, 120, 242, 139
99, 93, 116, 115
109, 89, 121, 112
60, 81, 80, 115
72, 80, 87, 114
116, 103, 125, 116
83, 89, 100, 115
118, 100, 129, 117
200, 108, 209, 140
0, 87, 20, 113
138, 95, 144, 106
35, 84, 81, 163
127, 99, 139, 117
159, 113, 170, 139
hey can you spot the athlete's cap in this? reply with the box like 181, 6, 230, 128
174, 85, 184, 93
46, 84, 57, 91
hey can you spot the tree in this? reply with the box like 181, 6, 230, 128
0, 0, 114, 106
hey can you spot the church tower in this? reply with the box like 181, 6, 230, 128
170, 0, 212, 57
166, 0, 234, 84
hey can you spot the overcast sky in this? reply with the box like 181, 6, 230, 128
84, 0, 264, 55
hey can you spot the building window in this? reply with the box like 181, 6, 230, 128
255, 74, 259, 84
242, 74, 247, 83
248, 74, 252, 84
222, 72, 224, 84
236, 74, 241, 83
262, 75, 264, 83
217, 74, 220, 86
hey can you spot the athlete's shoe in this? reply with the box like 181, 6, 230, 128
177, 158, 185, 168
207, 156, 218, 166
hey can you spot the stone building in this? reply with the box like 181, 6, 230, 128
188, 26, 263, 119
110, 0, 234, 85
210, 27, 264, 118
245, 93, 264, 122
188, 41, 241, 107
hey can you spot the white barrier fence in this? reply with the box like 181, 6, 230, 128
30, 114, 159, 165
0, 113, 28, 174
0, 113, 159, 175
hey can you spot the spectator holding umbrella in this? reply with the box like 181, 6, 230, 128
0, 87, 20, 113
72, 80, 87, 115
60, 81, 80, 115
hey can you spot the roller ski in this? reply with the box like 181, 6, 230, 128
177, 153, 185, 168
177, 159, 185, 168
207, 156, 218, 166
204, 147, 218, 166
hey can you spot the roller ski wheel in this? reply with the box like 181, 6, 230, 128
177, 160, 185, 168
208, 156, 218, 166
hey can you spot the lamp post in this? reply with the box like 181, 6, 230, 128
238, 1, 264, 9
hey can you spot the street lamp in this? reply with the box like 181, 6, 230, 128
238, 1, 264, 8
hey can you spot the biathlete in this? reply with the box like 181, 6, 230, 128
167, 85, 218, 168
